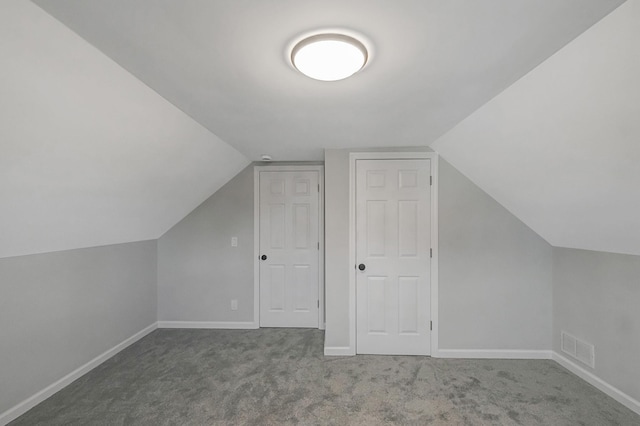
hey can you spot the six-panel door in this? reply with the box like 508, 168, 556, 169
356, 159, 431, 355
259, 171, 320, 328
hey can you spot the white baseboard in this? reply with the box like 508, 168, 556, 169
552, 352, 640, 416
324, 346, 355, 356
157, 321, 258, 329
437, 349, 553, 359
0, 322, 157, 426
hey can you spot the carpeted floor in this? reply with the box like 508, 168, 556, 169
10, 328, 640, 425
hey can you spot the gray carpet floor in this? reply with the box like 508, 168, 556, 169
10, 328, 640, 425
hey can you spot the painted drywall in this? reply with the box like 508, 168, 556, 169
553, 247, 640, 402
35, 0, 623, 161
324, 149, 351, 349
158, 165, 255, 323
158, 162, 324, 325
324, 150, 552, 352
439, 159, 552, 350
0, 240, 157, 415
432, 0, 640, 256
0, 0, 249, 258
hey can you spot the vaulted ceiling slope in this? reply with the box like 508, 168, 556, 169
0, 1, 249, 259
433, 0, 640, 256
34, 0, 623, 161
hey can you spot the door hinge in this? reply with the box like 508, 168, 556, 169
430, 321, 432, 331
430, 248, 433, 258
317, 300, 320, 308
430, 176, 433, 186
318, 184, 320, 192
317, 242, 320, 250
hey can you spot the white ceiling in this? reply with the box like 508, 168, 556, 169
0, 1, 249, 258
3, 0, 634, 258
33, 0, 623, 161
433, 0, 640, 256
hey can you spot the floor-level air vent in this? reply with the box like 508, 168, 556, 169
561, 331, 595, 368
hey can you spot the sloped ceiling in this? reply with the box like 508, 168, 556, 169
0, 1, 249, 258
34, 0, 623, 161
3, 0, 632, 259
433, 0, 640, 256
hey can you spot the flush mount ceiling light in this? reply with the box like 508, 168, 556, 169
291, 33, 368, 81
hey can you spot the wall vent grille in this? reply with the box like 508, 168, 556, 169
561, 331, 595, 369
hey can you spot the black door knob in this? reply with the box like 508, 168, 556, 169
261, 254, 267, 261
358, 263, 366, 271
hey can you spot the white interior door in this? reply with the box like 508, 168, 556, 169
259, 170, 320, 328
356, 159, 431, 355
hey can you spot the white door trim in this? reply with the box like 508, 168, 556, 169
348, 152, 438, 356
254, 165, 325, 329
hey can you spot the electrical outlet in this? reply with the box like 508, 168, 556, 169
231, 299, 238, 310
231, 237, 238, 247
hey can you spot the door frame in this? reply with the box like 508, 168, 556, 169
253, 165, 325, 329
349, 152, 439, 356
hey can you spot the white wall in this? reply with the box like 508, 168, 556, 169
553, 247, 640, 402
432, 0, 640, 256
324, 150, 352, 348
0, 0, 248, 259
158, 165, 255, 324
439, 159, 552, 351
324, 149, 553, 353
0, 241, 157, 417
157, 162, 322, 325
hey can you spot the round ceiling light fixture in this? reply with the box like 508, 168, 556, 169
291, 33, 368, 81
